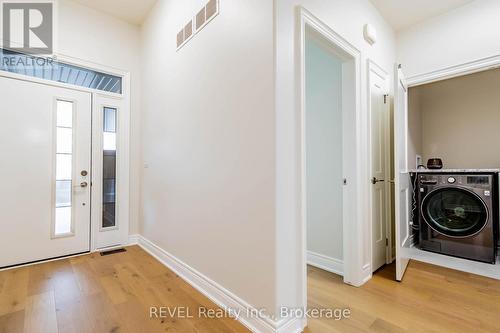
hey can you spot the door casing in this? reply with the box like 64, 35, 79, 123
297, 8, 369, 326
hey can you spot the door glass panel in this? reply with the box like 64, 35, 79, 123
55, 207, 72, 235
54, 100, 74, 236
56, 154, 72, 180
103, 107, 117, 228
56, 180, 72, 207
422, 188, 488, 237
56, 127, 73, 154
57, 101, 73, 127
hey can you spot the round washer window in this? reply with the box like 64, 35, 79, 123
421, 188, 488, 238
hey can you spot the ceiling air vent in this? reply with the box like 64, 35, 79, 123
177, 0, 220, 51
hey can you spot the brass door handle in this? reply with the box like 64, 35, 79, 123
74, 181, 88, 188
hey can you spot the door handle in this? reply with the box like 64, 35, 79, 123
74, 181, 88, 188
371, 177, 385, 184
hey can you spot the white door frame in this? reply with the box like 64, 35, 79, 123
298, 7, 368, 314
367, 60, 392, 266
393, 55, 500, 281
0, 51, 131, 254
406, 54, 500, 87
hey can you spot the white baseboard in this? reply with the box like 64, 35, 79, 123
307, 251, 343, 276
135, 235, 304, 333
128, 234, 140, 245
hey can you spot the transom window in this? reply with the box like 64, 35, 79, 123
0, 48, 122, 94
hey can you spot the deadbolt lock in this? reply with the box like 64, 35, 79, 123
81, 170, 88, 176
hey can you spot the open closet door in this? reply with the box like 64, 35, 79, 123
394, 65, 411, 281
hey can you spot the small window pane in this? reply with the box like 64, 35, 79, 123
57, 101, 73, 127
56, 154, 72, 180
56, 180, 72, 208
55, 207, 72, 235
103, 107, 116, 132
56, 127, 72, 154
103, 132, 116, 151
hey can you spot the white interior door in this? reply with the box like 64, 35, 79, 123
394, 65, 411, 281
370, 65, 390, 272
0, 77, 91, 268
92, 94, 129, 249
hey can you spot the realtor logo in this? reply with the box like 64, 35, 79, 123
2, 1, 53, 54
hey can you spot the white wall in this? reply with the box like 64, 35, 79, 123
305, 36, 343, 263
140, 0, 276, 316
397, 0, 500, 78
275, 0, 396, 316
58, 0, 142, 234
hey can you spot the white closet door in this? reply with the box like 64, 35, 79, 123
394, 65, 411, 281
0, 76, 91, 268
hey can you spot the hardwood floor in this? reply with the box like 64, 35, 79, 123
2, 247, 500, 333
305, 262, 500, 333
0, 246, 249, 333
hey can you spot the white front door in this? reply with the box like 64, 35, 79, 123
0, 77, 91, 268
369, 64, 390, 272
394, 65, 411, 281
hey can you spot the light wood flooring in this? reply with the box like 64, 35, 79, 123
305, 262, 500, 333
1, 247, 500, 333
0, 246, 249, 333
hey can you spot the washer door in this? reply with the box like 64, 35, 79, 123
421, 187, 488, 238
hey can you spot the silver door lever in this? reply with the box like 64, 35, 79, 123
371, 177, 385, 184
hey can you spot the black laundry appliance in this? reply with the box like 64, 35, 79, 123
417, 173, 498, 264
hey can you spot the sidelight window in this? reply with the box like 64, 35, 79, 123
54, 100, 74, 236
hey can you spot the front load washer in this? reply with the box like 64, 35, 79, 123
418, 173, 498, 264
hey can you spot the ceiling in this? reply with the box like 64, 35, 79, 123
71, 0, 158, 25
370, 0, 475, 31
72, 0, 474, 29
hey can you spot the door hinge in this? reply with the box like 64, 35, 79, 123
386, 238, 389, 246
383, 94, 388, 104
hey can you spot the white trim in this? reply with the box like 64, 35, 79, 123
307, 251, 343, 276
403, 247, 500, 280
297, 9, 368, 321
136, 235, 301, 333
399, 55, 500, 281
406, 54, 500, 87
128, 234, 140, 245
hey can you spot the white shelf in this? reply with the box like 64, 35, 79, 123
402, 246, 500, 280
